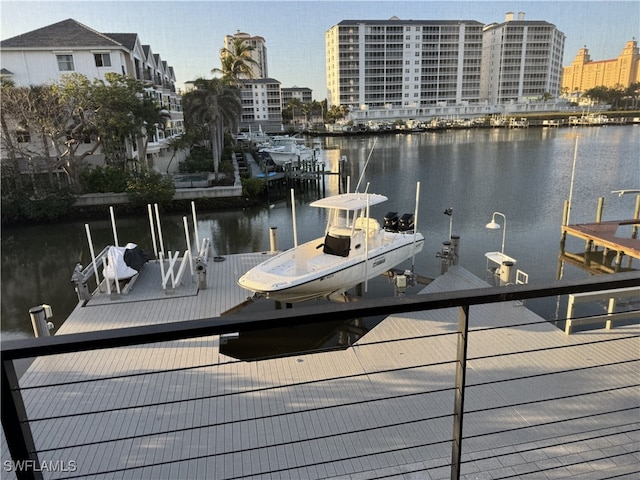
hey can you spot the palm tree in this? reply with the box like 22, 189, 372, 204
214, 37, 260, 86
182, 77, 241, 177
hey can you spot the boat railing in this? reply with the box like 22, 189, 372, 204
2, 271, 639, 480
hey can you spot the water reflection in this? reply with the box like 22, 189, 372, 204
2, 126, 638, 341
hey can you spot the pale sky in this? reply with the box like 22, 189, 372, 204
1, 0, 638, 99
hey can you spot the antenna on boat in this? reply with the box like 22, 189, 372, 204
354, 137, 377, 193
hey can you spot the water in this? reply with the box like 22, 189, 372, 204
2, 126, 639, 344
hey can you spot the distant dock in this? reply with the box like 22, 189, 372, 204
560, 196, 640, 275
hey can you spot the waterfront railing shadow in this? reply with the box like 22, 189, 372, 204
2, 272, 639, 479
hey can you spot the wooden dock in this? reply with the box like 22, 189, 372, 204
560, 219, 640, 274
2, 261, 639, 479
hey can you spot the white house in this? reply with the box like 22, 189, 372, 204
0, 18, 186, 174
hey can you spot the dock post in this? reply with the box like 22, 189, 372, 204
269, 227, 278, 253
450, 235, 460, 266
500, 261, 514, 285
30, 305, 52, 337
633, 194, 640, 239
438, 241, 452, 274
560, 200, 569, 252
596, 197, 604, 222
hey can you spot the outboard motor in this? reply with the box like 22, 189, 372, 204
398, 213, 415, 232
384, 212, 399, 232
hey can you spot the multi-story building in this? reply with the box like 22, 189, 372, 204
481, 12, 565, 104
223, 31, 268, 79
239, 78, 283, 132
0, 18, 185, 173
562, 39, 640, 94
325, 17, 485, 110
281, 86, 313, 107
326, 14, 566, 119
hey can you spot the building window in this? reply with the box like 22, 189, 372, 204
94, 53, 111, 67
56, 54, 75, 71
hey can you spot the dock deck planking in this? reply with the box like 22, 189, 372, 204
2, 257, 638, 479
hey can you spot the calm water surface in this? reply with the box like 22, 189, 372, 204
2, 126, 639, 347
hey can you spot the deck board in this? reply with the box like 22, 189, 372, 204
2, 261, 638, 479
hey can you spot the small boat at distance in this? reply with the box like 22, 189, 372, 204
238, 189, 424, 303
259, 136, 317, 166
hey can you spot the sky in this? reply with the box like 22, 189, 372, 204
1, 0, 638, 99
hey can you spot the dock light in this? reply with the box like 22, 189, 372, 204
486, 211, 507, 255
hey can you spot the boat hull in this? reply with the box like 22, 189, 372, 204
238, 232, 424, 302
266, 148, 315, 166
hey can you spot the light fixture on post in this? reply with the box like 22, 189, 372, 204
484, 211, 517, 285
485, 211, 506, 255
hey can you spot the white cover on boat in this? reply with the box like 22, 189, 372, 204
103, 244, 139, 280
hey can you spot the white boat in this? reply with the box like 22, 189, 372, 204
238, 191, 424, 302
260, 137, 316, 166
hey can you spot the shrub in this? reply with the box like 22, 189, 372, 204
80, 165, 130, 193
241, 177, 266, 198
179, 146, 214, 173
126, 170, 176, 207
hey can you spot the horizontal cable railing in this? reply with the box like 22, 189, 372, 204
2, 271, 639, 480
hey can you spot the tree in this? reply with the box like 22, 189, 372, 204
623, 82, 640, 109
214, 37, 260, 85
90, 72, 167, 170
1, 73, 169, 193
182, 78, 241, 177
284, 98, 304, 125
326, 104, 350, 123
1, 76, 99, 191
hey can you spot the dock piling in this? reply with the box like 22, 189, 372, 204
30, 305, 53, 338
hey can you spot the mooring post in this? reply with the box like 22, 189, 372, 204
450, 235, 460, 266
633, 194, 640, 239
438, 241, 452, 275
596, 196, 604, 222
500, 261, 514, 285
269, 226, 278, 253
560, 199, 570, 255
29, 306, 52, 338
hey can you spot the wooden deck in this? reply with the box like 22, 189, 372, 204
2, 258, 639, 479
562, 219, 640, 260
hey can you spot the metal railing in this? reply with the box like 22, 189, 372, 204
2, 271, 639, 480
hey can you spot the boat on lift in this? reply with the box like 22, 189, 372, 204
237, 187, 424, 303
259, 136, 317, 166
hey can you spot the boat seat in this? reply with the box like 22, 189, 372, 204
322, 234, 351, 257
354, 217, 381, 236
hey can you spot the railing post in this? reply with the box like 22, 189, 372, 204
1, 359, 43, 480
451, 304, 470, 480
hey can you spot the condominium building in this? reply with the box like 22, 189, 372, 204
326, 18, 484, 109
239, 78, 283, 131
481, 12, 565, 104
326, 14, 565, 110
281, 86, 313, 107
562, 39, 640, 94
223, 31, 268, 79
0, 18, 185, 172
